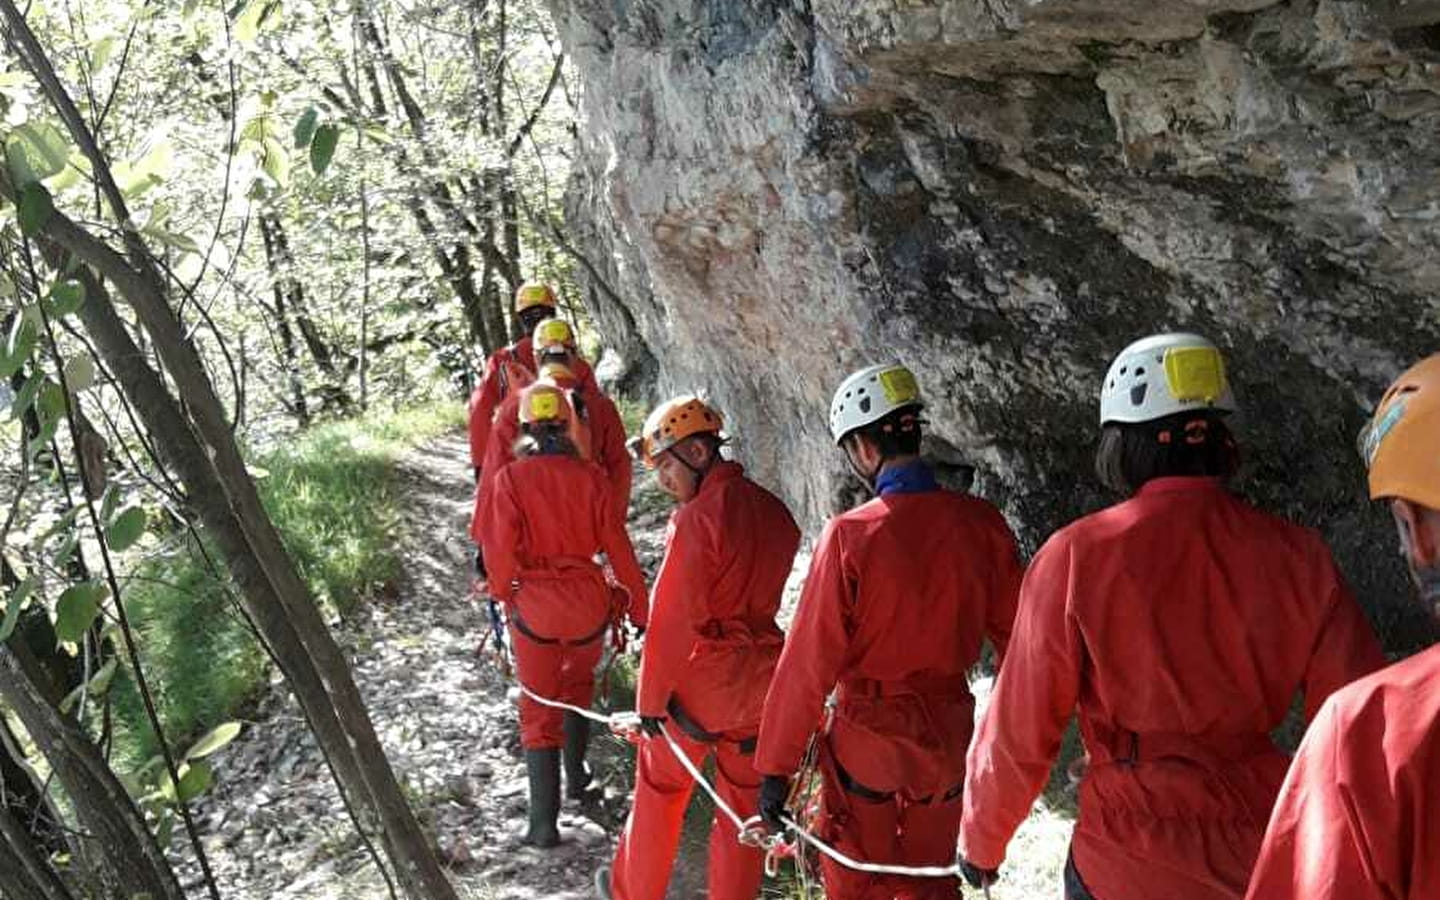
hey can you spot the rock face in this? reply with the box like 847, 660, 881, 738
549, 0, 1440, 648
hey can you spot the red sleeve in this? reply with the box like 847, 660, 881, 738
597, 476, 649, 627
1244, 700, 1388, 900
468, 353, 504, 468
635, 509, 716, 718
484, 468, 523, 602
593, 396, 633, 527
754, 519, 853, 777
984, 509, 1025, 666
477, 401, 520, 538
961, 535, 1082, 870
1300, 559, 1385, 721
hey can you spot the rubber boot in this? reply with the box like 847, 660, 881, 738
523, 748, 562, 848
594, 864, 614, 900
563, 711, 596, 801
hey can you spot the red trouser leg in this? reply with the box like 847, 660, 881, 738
610, 730, 701, 900
558, 638, 602, 718
816, 770, 899, 900
893, 792, 964, 900
706, 740, 765, 900
511, 630, 564, 749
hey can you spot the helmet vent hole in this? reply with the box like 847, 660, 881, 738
1130, 384, 1148, 406
859, 397, 871, 414
1135, 367, 1145, 376
1119, 366, 1128, 375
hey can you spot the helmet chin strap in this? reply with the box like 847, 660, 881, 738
843, 443, 883, 496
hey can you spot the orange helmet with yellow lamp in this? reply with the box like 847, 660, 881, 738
515, 282, 558, 313
1361, 353, 1440, 511
532, 318, 578, 358
518, 381, 571, 426
634, 396, 724, 467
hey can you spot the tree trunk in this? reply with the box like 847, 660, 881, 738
0, 804, 76, 900
257, 215, 311, 426
64, 266, 451, 899
0, 646, 184, 900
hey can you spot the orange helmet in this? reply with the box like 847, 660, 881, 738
1361, 354, 1440, 510
515, 282, 558, 313
636, 396, 723, 467
519, 381, 571, 426
532, 318, 577, 358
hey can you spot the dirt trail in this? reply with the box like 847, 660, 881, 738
180, 432, 1068, 899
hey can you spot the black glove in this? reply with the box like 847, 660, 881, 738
959, 859, 999, 890
639, 715, 665, 737
758, 774, 791, 831
473, 466, 481, 484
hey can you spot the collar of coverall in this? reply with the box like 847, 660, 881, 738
1135, 475, 1226, 497
690, 458, 743, 499
874, 459, 938, 496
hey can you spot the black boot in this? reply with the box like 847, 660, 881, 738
523, 748, 561, 848
563, 711, 596, 801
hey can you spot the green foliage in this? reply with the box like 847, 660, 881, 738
54, 581, 107, 644
105, 506, 148, 551
308, 123, 340, 175
109, 402, 463, 764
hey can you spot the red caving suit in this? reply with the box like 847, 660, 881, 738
466, 335, 596, 471
609, 461, 801, 900
1245, 644, 1440, 900
484, 453, 648, 749
756, 461, 1024, 900
961, 477, 1386, 900
471, 373, 629, 544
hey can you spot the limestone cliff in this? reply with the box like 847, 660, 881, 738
549, 0, 1440, 648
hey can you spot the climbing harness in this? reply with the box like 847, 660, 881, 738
506, 673, 991, 892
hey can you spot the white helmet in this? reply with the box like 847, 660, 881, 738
1100, 333, 1237, 425
829, 363, 923, 444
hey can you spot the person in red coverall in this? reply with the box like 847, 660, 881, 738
482, 380, 648, 848
467, 284, 595, 573
476, 318, 631, 537
595, 396, 801, 900
1244, 353, 1440, 900
958, 333, 1386, 900
754, 363, 1024, 900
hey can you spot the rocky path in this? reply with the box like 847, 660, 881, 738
179, 432, 1067, 899
182, 433, 669, 899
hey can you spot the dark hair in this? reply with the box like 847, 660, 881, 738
1094, 411, 1239, 496
848, 405, 923, 458
673, 432, 725, 462
517, 305, 553, 337
514, 422, 578, 458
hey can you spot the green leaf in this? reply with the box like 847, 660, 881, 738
260, 135, 290, 187
49, 280, 85, 316
26, 415, 59, 463
0, 577, 36, 642
59, 658, 119, 714
293, 106, 318, 150
105, 506, 147, 552
52, 531, 78, 569
235, 0, 281, 42
10, 369, 43, 421
63, 355, 95, 392
6, 122, 70, 186
176, 760, 213, 802
185, 722, 242, 760
37, 382, 66, 419
114, 139, 173, 198
89, 36, 118, 73
309, 124, 340, 175
17, 183, 54, 236
54, 582, 106, 644
0, 316, 38, 379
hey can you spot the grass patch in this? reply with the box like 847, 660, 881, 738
110, 402, 464, 766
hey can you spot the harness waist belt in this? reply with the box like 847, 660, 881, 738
665, 697, 756, 754
1088, 725, 1275, 768
838, 674, 971, 702
509, 611, 609, 647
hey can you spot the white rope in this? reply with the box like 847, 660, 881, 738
506, 670, 982, 884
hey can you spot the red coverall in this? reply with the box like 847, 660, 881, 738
755, 470, 1023, 900
1244, 644, 1440, 900
609, 461, 800, 900
471, 376, 630, 544
466, 336, 596, 469
484, 454, 648, 749
961, 477, 1386, 900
